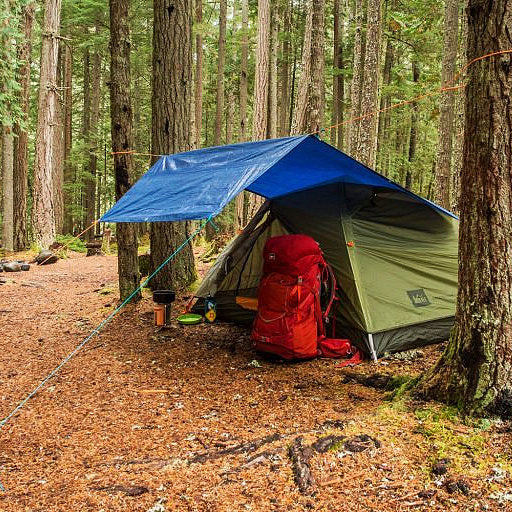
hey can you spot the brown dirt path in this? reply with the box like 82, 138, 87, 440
0, 254, 510, 511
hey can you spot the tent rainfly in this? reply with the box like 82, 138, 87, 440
101, 135, 459, 359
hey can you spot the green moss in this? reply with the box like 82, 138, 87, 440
385, 375, 421, 401
55, 234, 87, 253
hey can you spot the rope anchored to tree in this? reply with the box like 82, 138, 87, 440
0, 216, 213, 491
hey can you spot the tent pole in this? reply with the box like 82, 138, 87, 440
368, 333, 378, 362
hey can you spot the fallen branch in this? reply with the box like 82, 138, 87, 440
189, 433, 282, 464
92, 484, 148, 496
288, 436, 315, 495
221, 448, 284, 475
318, 477, 342, 487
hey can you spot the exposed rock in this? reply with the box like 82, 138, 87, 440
31, 250, 58, 265
3, 262, 21, 272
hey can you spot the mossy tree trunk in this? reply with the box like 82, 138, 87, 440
417, 0, 512, 417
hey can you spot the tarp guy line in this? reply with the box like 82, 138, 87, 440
0, 216, 213, 492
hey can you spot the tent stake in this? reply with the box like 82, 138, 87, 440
368, 333, 378, 362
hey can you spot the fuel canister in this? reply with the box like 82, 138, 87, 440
204, 295, 217, 323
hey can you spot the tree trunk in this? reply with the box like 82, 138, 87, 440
86, 48, 101, 241
288, 2, 299, 133
236, 0, 249, 231
248, 0, 271, 219
252, 0, 270, 140
150, 0, 196, 291
417, 0, 512, 418
357, 0, 381, 168
109, 0, 141, 301
53, 44, 64, 234
376, 33, 393, 175
33, 0, 62, 249
194, 0, 203, 148
435, 0, 459, 209
348, 0, 364, 157
278, 0, 291, 137
62, 39, 73, 234
452, 9, 467, 214
81, 45, 91, 231
239, 0, 249, 142
13, 1, 35, 250
1, 0, 14, 252
291, 0, 312, 135
226, 90, 234, 144
331, 0, 344, 147
268, 5, 279, 139
214, 0, 227, 146
405, 61, 419, 190
309, 0, 325, 133
2, 128, 14, 251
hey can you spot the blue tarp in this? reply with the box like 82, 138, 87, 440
100, 134, 457, 223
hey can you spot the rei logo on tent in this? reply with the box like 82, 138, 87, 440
407, 289, 431, 307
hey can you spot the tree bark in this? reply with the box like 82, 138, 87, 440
62, 39, 73, 234
1, 0, 15, 252
417, 0, 512, 418
109, 0, 141, 301
452, 9, 467, 214
268, 5, 279, 139
236, 0, 249, 231
86, 48, 101, 241
252, 0, 270, 140
81, 45, 91, 231
331, 0, 344, 148
357, 0, 381, 168
150, 0, 196, 291
376, 33, 393, 175
53, 44, 64, 234
13, 1, 35, 250
226, 90, 234, 144
291, 0, 312, 135
33, 0, 62, 248
194, 0, 203, 148
435, 0, 459, 209
309, 0, 325, 133
348, 0, 364, 157
405, 61, 419, 191
214, 0, 227, 146
2, 127, 14, 251
248, 0, 271, 219
278, 0, 291, 137
239, 0, 249, 142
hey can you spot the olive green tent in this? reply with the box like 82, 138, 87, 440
196, 182, 458, 360
99, 132, 457, 359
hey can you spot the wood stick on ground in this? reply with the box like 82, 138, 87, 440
189, 432, 282, 464
288, 436, 315, 495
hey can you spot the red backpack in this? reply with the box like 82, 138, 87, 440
251, 234, 358, 361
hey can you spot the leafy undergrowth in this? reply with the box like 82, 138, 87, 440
55, 234, 88, 253
0, 253, 511, 511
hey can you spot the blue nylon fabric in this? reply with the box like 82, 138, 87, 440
101, 134, 457, 222
101, 136, 307, 223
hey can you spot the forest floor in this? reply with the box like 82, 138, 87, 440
0, 251, 511, 512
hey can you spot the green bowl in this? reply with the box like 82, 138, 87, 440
177, 313, 203, 325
